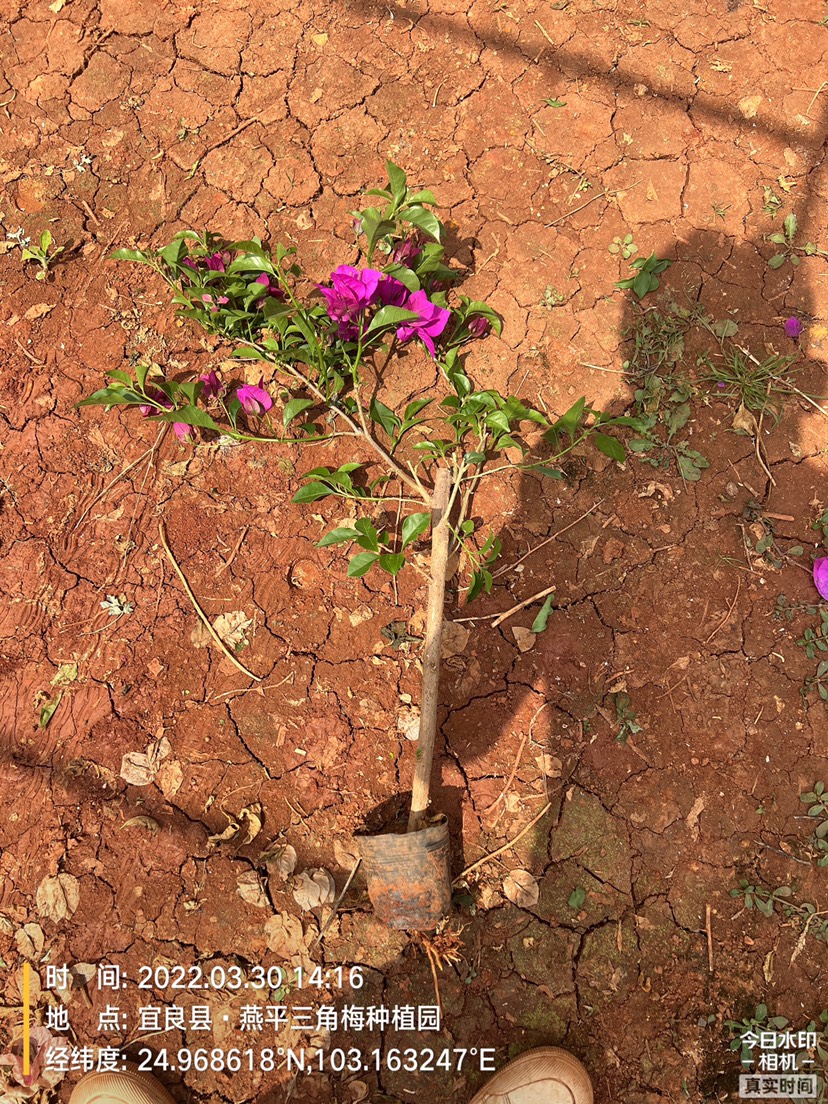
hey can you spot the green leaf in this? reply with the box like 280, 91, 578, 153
369, 398, 402, 438
76, 386, 145, 407
283, 397, 315, 428
677, 453, 706, 481
292, 482, 333, 504
783, 212, 797, 241
39, 694, 62, 729
632, 271, 652, 299
154, 405, 221, 431
768, 232, 786, 245
406, 189, 437, 206
568, 886, 586, 909
401, 512, 431, 549
364, 304, 420, 336
354, 518, 380, 552
543, 97, 567, 107
386, 160, 408, 204
110, 248, 152, 264
593, 432, 625, 462
530, 593, 555, 633
316, 527, 360, 548
711, 319, 739, 338
378, 552, 406, 575
403, 205, 443, 242
467, 568, 493, 603
347, 551, 379, 578
768, 254, 787, 269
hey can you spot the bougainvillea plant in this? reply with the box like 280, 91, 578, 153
79, 162, 635, 599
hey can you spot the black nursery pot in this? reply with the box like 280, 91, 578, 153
355, 815, 451, 931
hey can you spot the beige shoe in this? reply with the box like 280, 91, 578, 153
470, 1046, 594, 1104
69, 1063, 176, 1104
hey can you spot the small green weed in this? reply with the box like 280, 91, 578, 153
801, 782, 828, 865
726, 1005, 789, 1066
608, 234, 638, 260
767, 212, 828, 270
812, 508, 828, 550
698, 346, 799, 424
762, 186, 783, 219
615, 252, 673, 300
540, 285, 565, 309
731, 879, 828, 944
20, 229, 65, 280
613, 691, 642, 745
711, 202, 731, 222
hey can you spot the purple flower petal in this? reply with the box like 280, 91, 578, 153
468, 315, 490, 338
236, 381, 273, 417
199, 370, 224, 400
318, 265, 383, 324
815, 557, 828, 601
395, 290, 451, 357
784, 316, 803, 339
173, 422, 195, 442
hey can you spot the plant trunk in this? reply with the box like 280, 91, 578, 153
408, 466, 452, 833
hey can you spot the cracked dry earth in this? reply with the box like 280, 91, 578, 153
2, 0, 828, 1102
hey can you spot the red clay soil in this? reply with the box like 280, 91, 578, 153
2, 1, 828, 1102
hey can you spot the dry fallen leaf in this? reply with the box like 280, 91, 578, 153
154, 758, 183, 797
262, 842, 297, 878
732, 403, 758, 436
441, 620, 470, 659
192, 610, 252, 650
292, 868, 336, 911
23, 303, 54, 321
263, 912, 306, 956
14, 923, 44, 960
236, 870, 269, 909
333, 838, 360, 870
209, 819, 241, 846
240, 803, 263, 844
0, 1025, 66, 1092
36, 873, 80, 924
535, 752, 562, 778
396, 705, 421, 742
119, 751, 155, 786
512, 626, 536, 653
49, 0, 68, 10
120, 816, 160, 835
503, 869, 540, 909
346, 1080, 369, 1103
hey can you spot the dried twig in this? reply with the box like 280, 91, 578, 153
73, 429, 167, 529
706, 903, 714, 972
454, 801, 553, 885
493, 501, 604, 578
703, 579, 741, 645
491, 583, 556, 629
310, 858, 362, 948
215, 525, 250, 576
158, 520, 262, 681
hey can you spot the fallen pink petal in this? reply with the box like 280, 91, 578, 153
237, 381, 273, 416
784, 316, 803, 339
815, 557, 828, 601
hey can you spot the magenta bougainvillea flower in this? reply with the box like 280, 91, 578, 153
784, 317, 803, 339
391, 238, 422, 267
253, 273, 286, 310
815, 557, 828, 601
376, 274, 409, 307
318, 265, 382, 324
138, 387, 173, 417
236, 380, 273, 416
173, 422, 195, 442
199, 370, 224, 400
200, 292, 229, 313
183, 251, 230, 274
467, 315, 490, 338
395, 290, 451, 356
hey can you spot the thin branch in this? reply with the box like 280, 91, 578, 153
491, 583, 556, 629
158, 521, 262, 681
454, 801, 553, 885
310, 858, 362, 948
493, 501, 604, 578
73, 428, 167, 530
